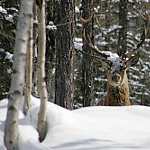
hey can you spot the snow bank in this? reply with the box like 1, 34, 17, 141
0, 97, 150, 150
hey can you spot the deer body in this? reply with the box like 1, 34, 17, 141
106, 71, 130, 106
94, 72, 130, 106
95, 67, 130, 106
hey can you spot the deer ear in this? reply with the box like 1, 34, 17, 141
126, 54, 139, 67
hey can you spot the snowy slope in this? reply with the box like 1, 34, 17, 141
0, 97, 150, 150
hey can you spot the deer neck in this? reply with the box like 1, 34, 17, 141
106, 72, 130, 106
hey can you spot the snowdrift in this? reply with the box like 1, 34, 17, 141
0, 97, 150, 150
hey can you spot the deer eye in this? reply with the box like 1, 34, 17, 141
120, 64, 126, 71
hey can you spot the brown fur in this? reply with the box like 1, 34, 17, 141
93, 71, 130, 106
106, 71, 130, 106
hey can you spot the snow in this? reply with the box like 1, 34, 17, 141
97, 41, 108, 46
5, 52, 13, 62
1, 96, 150, 150
75, 6, 80, 13
0, 48, 13, 62
0, 6, 7, 14
33, 19, 38, 24
8, 7, 18, 12
74, 42, 83, 51
94, 6, 100, 13
100, 51, 122, 72
106, 25, 122, 34
75, 38, 82, 43
5, 14, 13, 22
74, 38, 83, 51
46, 21, 57, 30
0, 48, 5, 52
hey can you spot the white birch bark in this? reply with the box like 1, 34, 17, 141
24, 13, 33, 115
32, 2, 38, 97
37, 0, 48, 142
4, 0, 34, 150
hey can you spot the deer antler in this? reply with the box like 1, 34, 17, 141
83, 29, 109, 60
81, 15, 112, 68
125, 11, 150, 59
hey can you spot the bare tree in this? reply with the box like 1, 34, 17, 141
4, 0, 34, 149
36, 0, 48, 142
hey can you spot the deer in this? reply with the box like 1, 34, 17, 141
81, 12, 149, 106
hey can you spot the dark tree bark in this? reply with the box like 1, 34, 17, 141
118, 0, 128, 57
55, 0, 75, 110
45, 0, 57, 102
81, 0, 94, 107
45, 28, 56, 102
104, 1, 111, 51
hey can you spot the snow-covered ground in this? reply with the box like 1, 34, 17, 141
1, 97, 150, 150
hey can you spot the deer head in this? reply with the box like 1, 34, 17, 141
82, 12, 149, 87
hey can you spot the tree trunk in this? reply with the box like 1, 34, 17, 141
4, 0, 34, 149
24, 12, 33, 115
45, 0, 57, 102
37, 0, 48, 142
118, 0, 128, 57
32, 2, 38, 97
55, 0, 75, 110
81, 0, 94, 107
104, 1, 111, 51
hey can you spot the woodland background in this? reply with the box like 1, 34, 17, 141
0, 0, 150, 109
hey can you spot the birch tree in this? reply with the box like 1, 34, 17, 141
32, 2, 38, 97
4, 0, 34, 149
36, 0, 48, 142
24, 12, 33, 115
